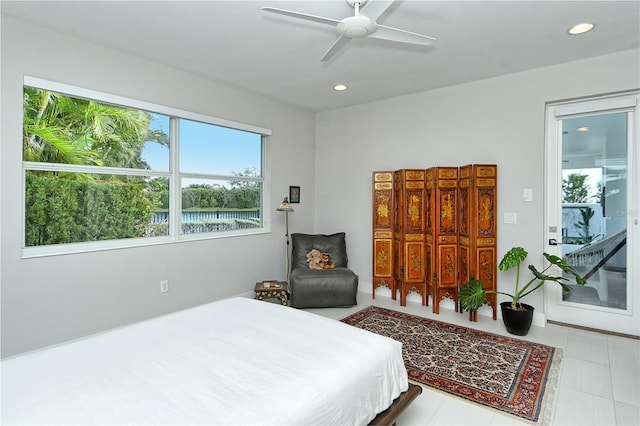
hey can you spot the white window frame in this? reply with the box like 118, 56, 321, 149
22, 76, 272, 258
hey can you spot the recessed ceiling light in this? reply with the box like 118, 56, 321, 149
577, 126, 590, 132
569, 23, 594, 35
333, 84, 348, 91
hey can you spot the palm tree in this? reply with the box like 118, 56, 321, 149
23, 87, 168, 169
23, 88, 99, 165
23, 87, 170, 246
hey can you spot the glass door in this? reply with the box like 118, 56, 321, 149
545, 92, 639, 336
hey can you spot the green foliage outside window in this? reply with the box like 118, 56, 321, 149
562, 172, 590, 203
181, 185, 260, 210
23, 86, 165, 247
23, 86, 166, 168
25, 172, 156, 246
23, 83, 264, 250
562, 172, 601, 246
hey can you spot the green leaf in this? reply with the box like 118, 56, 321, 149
498, 247, 527, 271
528, 264, 566, 282
543, 252, 587, 285
459, 279, 486, 312
559, 283, 573, 292
543, 252, 564, 266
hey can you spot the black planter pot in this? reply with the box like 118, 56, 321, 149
500, 301, 534, 336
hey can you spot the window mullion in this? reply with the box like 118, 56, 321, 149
22, 161, 171, 178
180, 172, 263, 184
170, 117, 181, 238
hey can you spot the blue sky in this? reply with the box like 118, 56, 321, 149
141, 114, 262, 181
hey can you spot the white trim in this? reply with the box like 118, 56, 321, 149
553, 95, 637, 117
544, 90, 639, 336
24, 75, 272, 136
23, 162, 171, 178
22, 229, 269, 259
261, 134, 272, 234
170, 117, 181, 238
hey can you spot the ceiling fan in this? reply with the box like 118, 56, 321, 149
262, 0, 436, 62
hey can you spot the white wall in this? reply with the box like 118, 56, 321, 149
3, 13, 639, 357
315, 49, 640, 320
0, 16, 316, 357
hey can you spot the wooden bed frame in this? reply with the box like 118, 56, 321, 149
369, 383, 422, 425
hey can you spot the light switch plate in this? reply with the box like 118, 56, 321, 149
504, 212, 517, 224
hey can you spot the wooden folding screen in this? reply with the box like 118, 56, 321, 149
393, 169, 428, 306
425, 167, 459, 314
371, 165, 497, 319
458, 164, 498, 320
372, 171, 396, 300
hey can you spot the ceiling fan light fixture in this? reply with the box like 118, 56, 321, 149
337, 15, 378, 38
568, 22, 594, 35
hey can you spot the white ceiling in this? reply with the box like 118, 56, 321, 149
2, 1, 639, 112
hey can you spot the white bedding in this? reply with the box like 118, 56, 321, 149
1, 297, 408, 425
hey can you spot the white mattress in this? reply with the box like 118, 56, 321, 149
1, 297, 408, 425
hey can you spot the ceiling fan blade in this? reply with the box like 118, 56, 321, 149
371, 25, 436, 46
321, 36, 351, 62
262, 7, 340, 26
359, 0, 394, 21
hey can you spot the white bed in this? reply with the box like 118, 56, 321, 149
1, 297, 412, 425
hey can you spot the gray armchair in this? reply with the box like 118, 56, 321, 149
289, 232, 359, 308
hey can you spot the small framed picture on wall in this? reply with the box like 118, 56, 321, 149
289, 186, 300, 203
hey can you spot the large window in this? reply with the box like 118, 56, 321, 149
22, 77, 270, 256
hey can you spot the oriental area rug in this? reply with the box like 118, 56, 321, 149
341, 306, 562, 424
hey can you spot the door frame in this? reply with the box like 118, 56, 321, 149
544, 91, 639, 336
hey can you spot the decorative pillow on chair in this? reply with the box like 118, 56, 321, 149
291, 233, 348, 270
306, 249, 335, 270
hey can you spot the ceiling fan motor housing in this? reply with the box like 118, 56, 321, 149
337, 15, 378, 38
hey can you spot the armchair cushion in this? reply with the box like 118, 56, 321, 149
291, 232, 348, 269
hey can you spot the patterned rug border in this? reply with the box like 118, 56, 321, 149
341, 305, 563, 425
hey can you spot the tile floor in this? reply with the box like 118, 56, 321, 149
305, 292, 640, 426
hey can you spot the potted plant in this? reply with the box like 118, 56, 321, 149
459, 247, 586, 336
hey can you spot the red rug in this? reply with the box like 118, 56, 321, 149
341, 306, 561, 424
